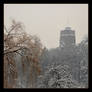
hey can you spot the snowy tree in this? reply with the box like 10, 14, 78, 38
37, 64, 84, 88
78, 36, 88, 87
4, 20, 44, 88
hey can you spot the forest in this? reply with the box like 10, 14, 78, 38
4, 20, 88, 88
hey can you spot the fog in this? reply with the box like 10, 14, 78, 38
4, 4, 88, 49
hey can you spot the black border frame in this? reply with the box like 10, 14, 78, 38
0, 0, 91, 91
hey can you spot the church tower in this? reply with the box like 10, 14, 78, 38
60, 27, 76, 48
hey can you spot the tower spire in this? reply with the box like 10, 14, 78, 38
67, 18, 70, 27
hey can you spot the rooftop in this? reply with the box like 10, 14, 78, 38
65, 27, 71, 30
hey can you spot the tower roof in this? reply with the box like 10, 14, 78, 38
65, 27, 71, 30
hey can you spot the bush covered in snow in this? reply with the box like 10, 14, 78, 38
37, 64, 85, 88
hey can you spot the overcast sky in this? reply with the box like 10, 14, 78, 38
4, 4, 88, 49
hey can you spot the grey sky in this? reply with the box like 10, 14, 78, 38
4, 4, 88, 49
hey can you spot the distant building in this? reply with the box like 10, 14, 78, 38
60, 27, 76, 48
59, 27, 80, 82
